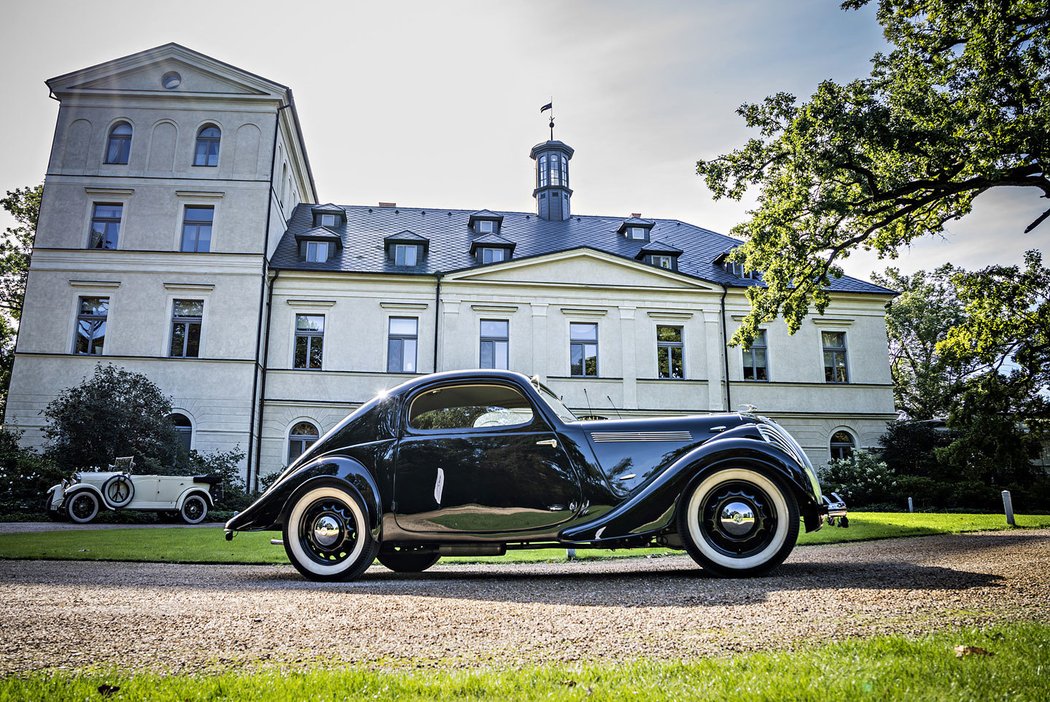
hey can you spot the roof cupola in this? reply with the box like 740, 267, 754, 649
530, 140, 574, 221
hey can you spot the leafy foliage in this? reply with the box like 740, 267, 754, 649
42, 365, 182, 473
0, 185, 41, 416
0, 428, 63, 514
187, 446, 249, 510
819, 450, 898, 506
696, 1, 1050, 346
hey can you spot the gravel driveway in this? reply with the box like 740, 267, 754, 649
1, 529, 1047, 674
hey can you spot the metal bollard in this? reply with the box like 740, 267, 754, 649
566, 548, 577, 561
1002, 490, 1016, 526
907, 496, 914, 513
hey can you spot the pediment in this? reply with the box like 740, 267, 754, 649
446, 248, 717, 291
48, 43, 284, 98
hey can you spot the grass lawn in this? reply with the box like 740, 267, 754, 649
1, 622, 1046, 701
0, 512, 1046, 565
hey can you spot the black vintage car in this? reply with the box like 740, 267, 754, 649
226, 370, 846, 581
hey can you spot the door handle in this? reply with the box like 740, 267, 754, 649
536, 439, 558, 448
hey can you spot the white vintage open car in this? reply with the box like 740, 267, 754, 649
45, 457, 219, 524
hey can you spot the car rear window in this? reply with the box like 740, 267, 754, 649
409, 384, 534, 431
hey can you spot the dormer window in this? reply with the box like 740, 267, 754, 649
468, 210, 504, 235
723, 260, 759, 279
385, 230, 429, 267
617, 217, 655, 241
649, 255, 674, 270
311, 204, 345, 229
305, 241, 330, 263
478, 247, 506, 264
394, 244, 420, 266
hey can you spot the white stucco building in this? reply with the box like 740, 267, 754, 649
4, 44, 896, 489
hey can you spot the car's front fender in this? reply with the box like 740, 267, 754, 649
560, 429, 818, 544
225, 455, 382, 537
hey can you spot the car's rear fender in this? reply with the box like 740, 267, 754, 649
560, 428, 818, 544
175, 487, 215, 510
225, 455, 382, 537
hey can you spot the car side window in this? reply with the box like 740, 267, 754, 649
408, 384, 535, 431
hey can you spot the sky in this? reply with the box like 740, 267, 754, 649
1, 0, 1046, 282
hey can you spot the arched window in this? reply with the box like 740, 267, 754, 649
287, 421, 320, 463
170, 412, 193, 454
193, 125, 221, 167
104, 122, 132, 164
830, 430, 856, 461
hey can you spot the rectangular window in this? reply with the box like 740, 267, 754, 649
742, 329, 768, 381
294, 314, 325, 369
387, 317, 418, 373
319, 213, 338, 227
822, 331, 849, 383
657, 325, 684, 379
88, 203, 122, 249
180, 206, 213, 252
475, 220, 495, 234
169, 299, 203, 358
479, 319, 509, 370
569, 322, 598, 377
394, 244, 418, 266
479, 247, 506, 264
650, 255, 673, 269
627, 227, 648, 240
74, 296, 108, 355
305, 241, 330, 263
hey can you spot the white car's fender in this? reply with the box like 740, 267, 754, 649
175, 486, 214, 510
45, 483, 66, 512
63, 483, 105, 506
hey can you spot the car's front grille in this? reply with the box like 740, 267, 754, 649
755, 423, 809, 468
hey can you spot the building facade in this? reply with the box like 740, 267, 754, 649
5, 45, 896, 489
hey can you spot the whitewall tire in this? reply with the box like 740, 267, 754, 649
677, 467, 799, 577
282, 486, 377, 582
66, 491, 100, 524
179, 494, 209, 525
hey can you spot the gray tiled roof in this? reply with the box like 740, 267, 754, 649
270, 204, 894, 294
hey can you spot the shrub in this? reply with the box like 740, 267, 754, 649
818, 450, 898, 508
0, 428, 64, 515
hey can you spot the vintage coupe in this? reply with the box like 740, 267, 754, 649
226, 370, 846, 581
46, 458, 219, 524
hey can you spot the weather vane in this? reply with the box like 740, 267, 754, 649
540, 99, 554, 141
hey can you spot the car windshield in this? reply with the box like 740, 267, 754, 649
533, 380, 577, 423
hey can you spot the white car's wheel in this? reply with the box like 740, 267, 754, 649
179, 494, 209, 524
282, 486, 377, 582
66, 491, 100, 524
102, 474, 134, 508
677, 467, 799, 577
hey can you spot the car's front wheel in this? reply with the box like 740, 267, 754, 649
677, 467, 799, 577
66, 491, 100, 524
283, 486, 377, 581
377, 548, 440, 573
179, 494, 209, 524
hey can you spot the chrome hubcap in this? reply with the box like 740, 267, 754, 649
719, 501, 756, 537
312, 514, 342, 547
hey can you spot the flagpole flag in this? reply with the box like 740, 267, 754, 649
540, 102, 553, 113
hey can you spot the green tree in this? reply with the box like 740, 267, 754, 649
42, 364, 183, 473
872, 265, 977, 419
696, 0, 1050, 346
0, 185, 42, 415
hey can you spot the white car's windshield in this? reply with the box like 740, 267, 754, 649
533, 381, 577, 423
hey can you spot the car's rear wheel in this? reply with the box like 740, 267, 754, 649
179, 494, 209, 524
66, 491, 100, 524
678, 467, 799, 577
283, 486, 377, 582
377, 548, 440, 573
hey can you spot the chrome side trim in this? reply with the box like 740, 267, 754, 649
590, 431, 693, 443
